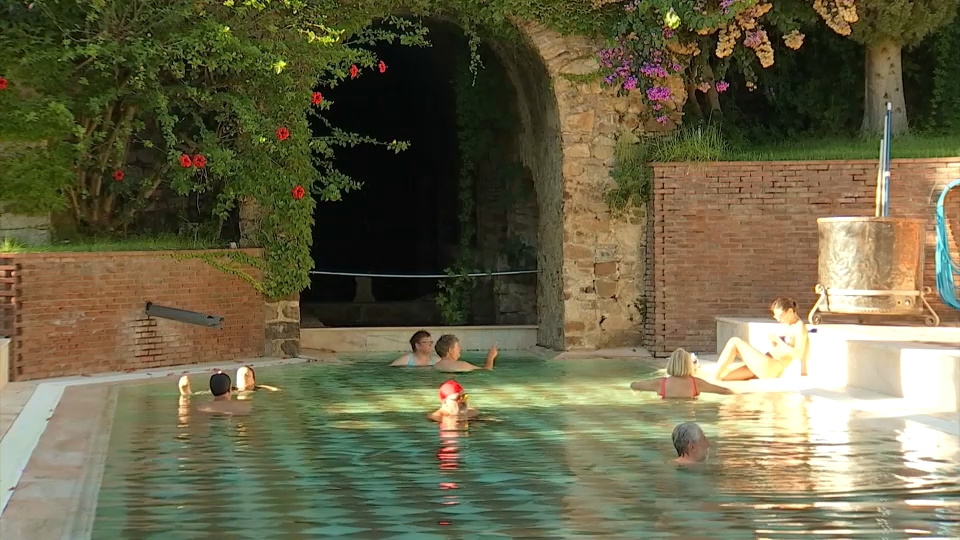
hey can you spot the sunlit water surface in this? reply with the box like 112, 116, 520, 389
91, 353, 960, 539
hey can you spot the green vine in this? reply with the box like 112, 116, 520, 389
166, 251, 268, 295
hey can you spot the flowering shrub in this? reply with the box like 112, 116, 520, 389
0, 0, 428, 298
594, 0, 860, 120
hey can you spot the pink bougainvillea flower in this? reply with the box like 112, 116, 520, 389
0, 77, 7, 90
715, 80, 730, 93
276, 127, 290, 141
179, 154, 192, 168
349, 64, 359, 79
311, 91, 323, 105
193, 154, 207, 168
291, 184, 306, 200
112, 169, 124, 182
378, 60, 387, 73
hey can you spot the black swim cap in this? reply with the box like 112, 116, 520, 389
209, 373, 232, 396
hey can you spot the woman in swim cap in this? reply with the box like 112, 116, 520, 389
428, 380, 478, 421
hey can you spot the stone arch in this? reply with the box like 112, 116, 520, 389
496, 22, 651, 349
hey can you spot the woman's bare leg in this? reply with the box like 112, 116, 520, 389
720, 364, 757, 381
719, 339, 784, 380
714, 338, 743, 379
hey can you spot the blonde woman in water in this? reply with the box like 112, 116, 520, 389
631, 348, 734, 399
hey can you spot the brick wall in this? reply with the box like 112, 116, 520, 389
651, 158, 960, 356
7, 249, 265, 381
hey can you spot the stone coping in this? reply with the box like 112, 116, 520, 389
307, 324, 538, 330
652, 157, 960, 166
2, 248, 262, 259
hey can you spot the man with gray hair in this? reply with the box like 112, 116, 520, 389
672, 422, 710, 464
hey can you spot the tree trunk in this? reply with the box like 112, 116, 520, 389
861, 41, 909, 136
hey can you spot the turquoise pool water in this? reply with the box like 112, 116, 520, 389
91, 353, 960, 539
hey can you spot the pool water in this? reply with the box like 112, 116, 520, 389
91, 354, 960, 539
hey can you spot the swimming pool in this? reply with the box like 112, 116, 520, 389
90, 353, 960, 538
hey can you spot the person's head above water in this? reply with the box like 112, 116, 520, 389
439, 379, 465, 402
672, 422, 709, 463
237, 365, 256, 390
665, 348, 698, 377
770, 297, 799, 324
209, 372, 232, 397
409, 330, 433, 353
435, 334, 461, 360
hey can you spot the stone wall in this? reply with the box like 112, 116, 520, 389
651, 158, 960, 356
0, 203, 51, 245
5, 250, 266, 380
508, 22, 682, 349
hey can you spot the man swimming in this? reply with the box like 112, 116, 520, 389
433, 334, 498, 373
428, 380, 479, 422
672, 422, 710, 465
196, 372, 251, 416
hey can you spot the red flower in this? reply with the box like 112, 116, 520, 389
0, 77, 7, 91
311, 92, 323, 105
292, 185, 306, 200
378, 61, 387, 73
112, 169, 124, 182
179, 154, 192, 168
349, 64, 358, 79
193, 154, 207, 168
276, 127, 290, 141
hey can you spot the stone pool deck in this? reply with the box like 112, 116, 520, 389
1, 330, 958, 538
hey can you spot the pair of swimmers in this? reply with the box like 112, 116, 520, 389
178, 366, 280, 416
390, 332, 498, 373
630, 297, 809, 399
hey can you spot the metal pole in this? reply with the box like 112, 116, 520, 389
145, 302, 224, 329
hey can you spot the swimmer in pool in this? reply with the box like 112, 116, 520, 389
235, 366, 280, 392
428, 380, 479, 422
389, 330, 440, 367
630, 348, 734, 398
672, 422, 710, 465
433, 334, 498, 373
196, 372, 251, 416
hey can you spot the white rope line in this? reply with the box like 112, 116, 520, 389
308, 269, 539, 279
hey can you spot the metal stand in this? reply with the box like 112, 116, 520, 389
807, 284, 941, 327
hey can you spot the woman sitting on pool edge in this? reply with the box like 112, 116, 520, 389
630, 348, 734, 398
388, 330, 439, 367
713, 297, 809, 381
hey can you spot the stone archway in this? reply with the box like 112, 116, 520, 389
258, 20, 666, 354
495, 22, 656, 349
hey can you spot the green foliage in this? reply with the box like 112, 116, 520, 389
0, 234, 220, 253
435, 40, 519, 324
849, 0, 959, 46
605, 138, 653, 216
606, 124, 727, 214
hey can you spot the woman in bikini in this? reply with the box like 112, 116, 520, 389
389, 330, 439, 367
714, 297, 809, 381
630, 348, 734, 398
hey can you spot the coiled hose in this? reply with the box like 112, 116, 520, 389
936, 179, 960, 310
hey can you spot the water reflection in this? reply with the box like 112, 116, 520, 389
91, 359, 960, 539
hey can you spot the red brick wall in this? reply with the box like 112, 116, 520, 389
8, 249, 265, 380
651, 158, 960, 356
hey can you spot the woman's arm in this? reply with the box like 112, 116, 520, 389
630, 379, 659, 392
388, 354, 409, 367
694, 377, 735, 395
257, 384, 281, 392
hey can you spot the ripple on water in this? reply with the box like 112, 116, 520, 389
91, 357, 960, 539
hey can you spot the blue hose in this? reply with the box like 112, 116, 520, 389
936, 179, 960, 310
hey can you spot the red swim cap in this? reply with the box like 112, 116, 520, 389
439, 380, 463, 401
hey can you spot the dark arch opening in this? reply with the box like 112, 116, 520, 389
302, 19, 564, 345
